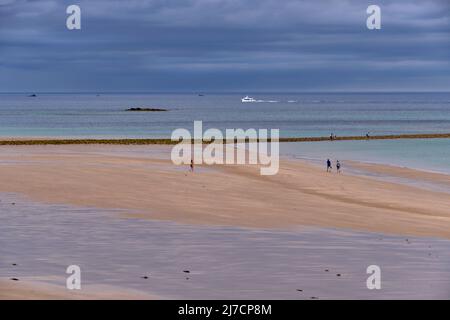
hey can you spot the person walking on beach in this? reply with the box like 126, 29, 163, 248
327, 159, 332, 172
336, 160, 341, 174
190, 159, 194, 172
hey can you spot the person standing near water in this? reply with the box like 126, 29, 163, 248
336, 160, 341, 174
190, 159, 194, 172
327, 159, 332, 172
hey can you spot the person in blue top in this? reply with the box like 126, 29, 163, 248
327, 159, 332, 172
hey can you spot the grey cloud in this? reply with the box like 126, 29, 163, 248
0, 0, 449, 92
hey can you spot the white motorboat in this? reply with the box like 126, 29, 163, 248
241, 96, 257, 103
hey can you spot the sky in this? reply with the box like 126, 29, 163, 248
0, 0, 449, 92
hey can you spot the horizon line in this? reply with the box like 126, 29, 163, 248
1, 90, 450, 95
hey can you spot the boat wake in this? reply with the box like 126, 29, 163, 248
241, 96, 279, 103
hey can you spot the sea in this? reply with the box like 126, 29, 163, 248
0, 92, 449, 173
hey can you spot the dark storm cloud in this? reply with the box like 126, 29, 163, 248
0, 0, 449, 91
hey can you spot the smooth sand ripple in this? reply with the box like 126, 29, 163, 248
0, 145, 449, 238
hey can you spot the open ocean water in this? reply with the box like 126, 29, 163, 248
1, 92, 449, 138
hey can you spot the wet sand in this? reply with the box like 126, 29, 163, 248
1, 193, 449, 300
0, 278, 155, 300
348, 161, 450, 188
0, 145, 449, 238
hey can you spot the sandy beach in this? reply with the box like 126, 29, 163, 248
0, 144, 449, 237
0, 278, 156, 300
1, 144, 450, 299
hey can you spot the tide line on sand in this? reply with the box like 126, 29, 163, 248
0, 133, 449, 145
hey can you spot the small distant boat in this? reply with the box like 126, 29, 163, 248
241, 96, 257, 103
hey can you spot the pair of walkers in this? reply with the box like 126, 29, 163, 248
326, 159, 341, 173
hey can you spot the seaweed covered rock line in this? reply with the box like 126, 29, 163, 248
0, 133, 449, 145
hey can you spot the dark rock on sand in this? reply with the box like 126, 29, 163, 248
126, 107, 168, 112
10, 278, 19, 281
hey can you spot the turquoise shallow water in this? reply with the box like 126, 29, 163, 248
280, 138, 450, 175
